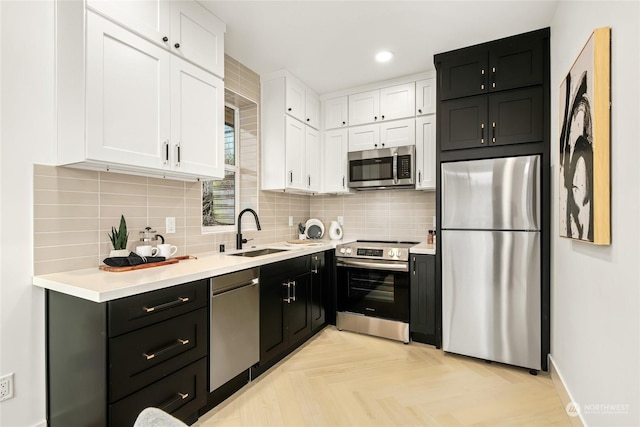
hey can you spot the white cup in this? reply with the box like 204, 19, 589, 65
136, 245, 158, 257
156, 244, 178, 258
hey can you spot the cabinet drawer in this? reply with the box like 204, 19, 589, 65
109, 358, 207, 427
109, 308, 208, 402
108, 279, 208, 337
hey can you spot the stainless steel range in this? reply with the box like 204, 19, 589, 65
335, 240, 418, 343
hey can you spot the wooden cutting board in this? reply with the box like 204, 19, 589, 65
99, 255, 196, 272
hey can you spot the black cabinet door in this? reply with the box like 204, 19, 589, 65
440, 95, 488, 151
489, 86, 543, 147
410, 255, 437, 345
489, 34, 544, 93
310, 252, 326, 332
287, 272, 312, 346
259, 269, 289, 365
437, 48, 488, 100
440, 86, 543, 151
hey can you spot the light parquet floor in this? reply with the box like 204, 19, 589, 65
195, 326, 571, 427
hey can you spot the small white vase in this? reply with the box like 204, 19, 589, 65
298, 234, 307, 240
109, 249, 129, 257
329, 221, 343, 240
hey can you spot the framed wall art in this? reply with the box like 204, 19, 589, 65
559, 27, 611, 245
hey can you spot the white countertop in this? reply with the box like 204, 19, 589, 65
409, 242, 436, 255
33, 240, 348, 303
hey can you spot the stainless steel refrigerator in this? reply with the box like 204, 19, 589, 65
441, 155, 541, 370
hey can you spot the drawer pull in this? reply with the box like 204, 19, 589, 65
143, 297, 190, 313
143, 338, 190, 360
159, 392, 190, 412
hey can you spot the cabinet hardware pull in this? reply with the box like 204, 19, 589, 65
374, 144, 378, 148
491, 67, 496, 88
162, 36, 168, 42
342, 121, 346, 125
143, 296, 190, 313
312, 256, 318, 274
143, 338, 190, 360
289, 170, 293, 184
174, 43, 180, 49
160, 392, 190, 412
175, 143, 181, 167
283, 282, 291, 303
418, 171, 422, 183
492, 122, 496, 143
287, 107, 292, 112
481, 68, 485, 90
306, 118, 310, 122
291, 280, 296, 302
308, 175, 311, 187
381, 115, 385, 120
164, 140, 169, 165
374, 116, 378, 121
418, 109, 422, 114
381, 143, 385, 147
342, 176, 345, 188
480, 123, 485, 144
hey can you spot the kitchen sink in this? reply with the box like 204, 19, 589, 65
229, 248, 287, 257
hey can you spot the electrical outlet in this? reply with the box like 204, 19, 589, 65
288, 216, 293, 227
0, 373, 14, 402
338, 216, 344, 226
165, 217, 176, 234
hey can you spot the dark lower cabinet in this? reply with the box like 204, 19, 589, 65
410, 254, 438, 347
46, 279, 209, 427
257, 251, 330, 374
310, 252, 326, 332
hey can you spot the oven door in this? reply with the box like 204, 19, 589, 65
336, 258, 410, 322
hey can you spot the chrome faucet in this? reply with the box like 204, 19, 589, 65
236, 208, 261, 249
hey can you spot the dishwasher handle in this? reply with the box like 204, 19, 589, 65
211, 277, 259, 297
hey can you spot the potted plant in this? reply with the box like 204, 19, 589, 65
108, 215, 130, 257
298, 222, 306, 240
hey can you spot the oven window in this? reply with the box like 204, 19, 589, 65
348, 270, 395, 303
350, 157, 393, 182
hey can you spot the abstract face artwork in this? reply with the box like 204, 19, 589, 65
559, 28, 610, 245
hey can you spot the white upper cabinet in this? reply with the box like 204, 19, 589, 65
348, 119, 415, 152
261, 72, 321, 192
349, 83, 415, 126
416, 78, 436, 116
85, 13, 171, 170
170, 1, 226, 78
170, 59, 224, 178
322, 129, 350, 193
87, 0, 225, 78
283, 74, 320, 129
415, 115, 436, 190
56, 4, 225, 181
322, 96, 348, 130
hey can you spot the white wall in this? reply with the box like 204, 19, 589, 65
0, 1, 55, 426
550, 2, 640, 426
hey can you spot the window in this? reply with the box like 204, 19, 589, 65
202, 105, 238, 230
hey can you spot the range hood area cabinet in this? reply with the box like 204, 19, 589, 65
261, 71, 322, 193
56, 0, 227, 181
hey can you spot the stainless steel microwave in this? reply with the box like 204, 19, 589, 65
348, 145, 415, 190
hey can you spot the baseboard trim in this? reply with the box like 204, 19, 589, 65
549, 355, 586, 427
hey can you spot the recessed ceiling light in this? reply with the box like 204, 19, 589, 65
375, 50, 394, 63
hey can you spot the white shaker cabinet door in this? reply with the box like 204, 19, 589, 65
415, 115, 436, 190
349, 90, 380, 126
348, 124, 379, 152
285, 116, 306, 190
379, 118, 415, 149
170, 1, 225, 77
380, 83, 415, 121
323, 129, 349, 193
86, 12, 170, 169
305, 126, 320, 192
170, 59, 225, 179
323, 96, 348, 130
305, 90, 320, 130
285, 78, 306, 123
87, 0, 170, 46
416, 78, 436, 116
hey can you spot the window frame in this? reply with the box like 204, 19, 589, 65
201, 103, 240, 233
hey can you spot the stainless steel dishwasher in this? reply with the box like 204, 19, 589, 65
210, 267, 259, 392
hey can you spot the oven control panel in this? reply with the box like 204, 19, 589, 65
336, 242, 413, 262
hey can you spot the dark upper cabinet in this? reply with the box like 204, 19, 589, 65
440, 86, 543, 151
436, 29, 546, 101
